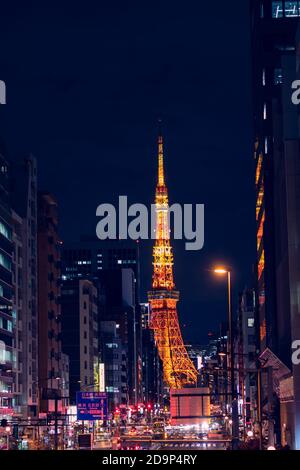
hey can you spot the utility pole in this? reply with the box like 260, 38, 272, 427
54, 392, 58, 451
227, 271, 239, 449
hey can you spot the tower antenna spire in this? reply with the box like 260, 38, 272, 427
157, 118, 165, 186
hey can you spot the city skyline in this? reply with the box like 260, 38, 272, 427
2, 0, 300, 453
0, 1, 254, 343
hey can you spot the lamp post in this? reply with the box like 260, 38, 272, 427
39, 376, 62, 450
213, 266, 239, 449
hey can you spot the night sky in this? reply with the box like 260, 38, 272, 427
0, 1, 255, 344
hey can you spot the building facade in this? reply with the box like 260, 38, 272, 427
11, 155, 39, 417
61, 278, 98, 403
252, 0, 300, 448
0, 150, 15, 420
99, 320, 127, 409
140, 303, 163, 406
236, 289, 258, 431
37, 192, 64, 412
62, 239, 142, 405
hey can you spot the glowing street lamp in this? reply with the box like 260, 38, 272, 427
212, 265, 239, 449
214, 268, 228, 275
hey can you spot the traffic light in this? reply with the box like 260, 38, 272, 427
1, 419, 8, 427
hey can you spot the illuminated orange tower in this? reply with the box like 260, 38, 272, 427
148, 130, 198, 389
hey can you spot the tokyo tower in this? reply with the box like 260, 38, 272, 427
148, 129, 198, 389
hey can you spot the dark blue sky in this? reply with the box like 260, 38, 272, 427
0, 1, 255, 343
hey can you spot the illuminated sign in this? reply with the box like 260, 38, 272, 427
76, 392, 108, 421
99, 363, 105, 392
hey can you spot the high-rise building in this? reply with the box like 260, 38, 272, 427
99, 320, 127, 409
62, 239, 142, 405
236, 289, 258, 430
140, 303, 163, 406
11, 210, 24, 418
97, 268, 141, 405
11, 155, 39, 417
0, 149, 15, 420
37, 192, 65, 412
60, 278, 98, 403
252, 0, 300, 448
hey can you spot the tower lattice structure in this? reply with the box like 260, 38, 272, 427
148, 132, 198, 389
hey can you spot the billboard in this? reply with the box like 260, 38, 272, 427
76, 392, 108, 421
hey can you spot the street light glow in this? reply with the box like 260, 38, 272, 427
214, 267, 228, 274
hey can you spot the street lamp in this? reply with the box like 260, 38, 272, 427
213, 266, 239, 449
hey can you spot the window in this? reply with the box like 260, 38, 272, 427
260, 2, 264, 17
263, 103, 267, 120
272, 1, 283, 17
0, 252, 11, 271
248, 318, 255, 328
273, 1, 300, 17
264, 137, 268, 155
84, 316, 87, 324
0, 220, 12, 241
262, 69, 266, 86
274, 68, 283, 85
285, 1, 299, 16
105, 343, 118, 349
248, 335, 256, 345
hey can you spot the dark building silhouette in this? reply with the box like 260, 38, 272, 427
140, 303, 163, 406
60, 278, 98, 403
37, 192, 68, 412
0, 149, 14, 420
11, 155, 39, 418
252, 0, 300, 448
62, 238, 142, 405
99, 320, 127, 410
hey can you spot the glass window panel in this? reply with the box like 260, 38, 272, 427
274, 68, 283, 84
272, 1, 284, 17
284, 1, 299, 16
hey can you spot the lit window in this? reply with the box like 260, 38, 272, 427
0, 221, 12, 241
248, 318, 255, 328
262, 69, 266, 86
263, 103, 267, 120
274, 68, 283, 85
106, 343, 118, 349
264, 137, 268, 155
0, 252, 11, 271
284, 1, 299, 16
272, 1, 283, 17
117, 260, 122, 265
